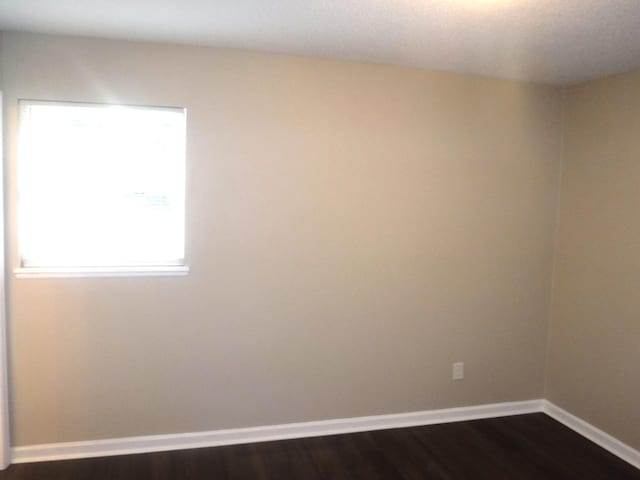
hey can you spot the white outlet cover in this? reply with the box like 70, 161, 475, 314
453, 362, 464, 380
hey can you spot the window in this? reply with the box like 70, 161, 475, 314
17, 100, 187, 277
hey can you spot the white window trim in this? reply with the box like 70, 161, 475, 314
14, 265, 190, 279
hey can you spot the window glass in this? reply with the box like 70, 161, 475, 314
18, 100, 186, 269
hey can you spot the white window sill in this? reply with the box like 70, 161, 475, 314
14, 265, 190, 278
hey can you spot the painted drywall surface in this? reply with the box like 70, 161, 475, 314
546, 70, 640, 450
2, 32, 562, 446
0, 35, 3, 87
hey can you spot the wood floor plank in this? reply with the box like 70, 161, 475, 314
1, 414, 638, 480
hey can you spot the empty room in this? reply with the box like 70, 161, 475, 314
0, 0, 638, 478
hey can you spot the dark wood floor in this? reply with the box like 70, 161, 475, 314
1, 413, 638, 479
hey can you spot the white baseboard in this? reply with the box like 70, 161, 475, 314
543, 400, 640, 470
12, 399, 639, 471
11, 399, 543, 464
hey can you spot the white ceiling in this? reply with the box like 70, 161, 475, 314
1, 0, 640, 85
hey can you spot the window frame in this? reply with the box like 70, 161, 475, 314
14, 99, 189, 278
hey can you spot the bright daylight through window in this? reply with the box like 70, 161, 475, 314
17, 100, 187, 275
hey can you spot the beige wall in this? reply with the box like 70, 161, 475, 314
546, 70, 640, 450
1, 32, 562, 446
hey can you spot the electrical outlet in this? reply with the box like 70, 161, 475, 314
452, 362, 464, 380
